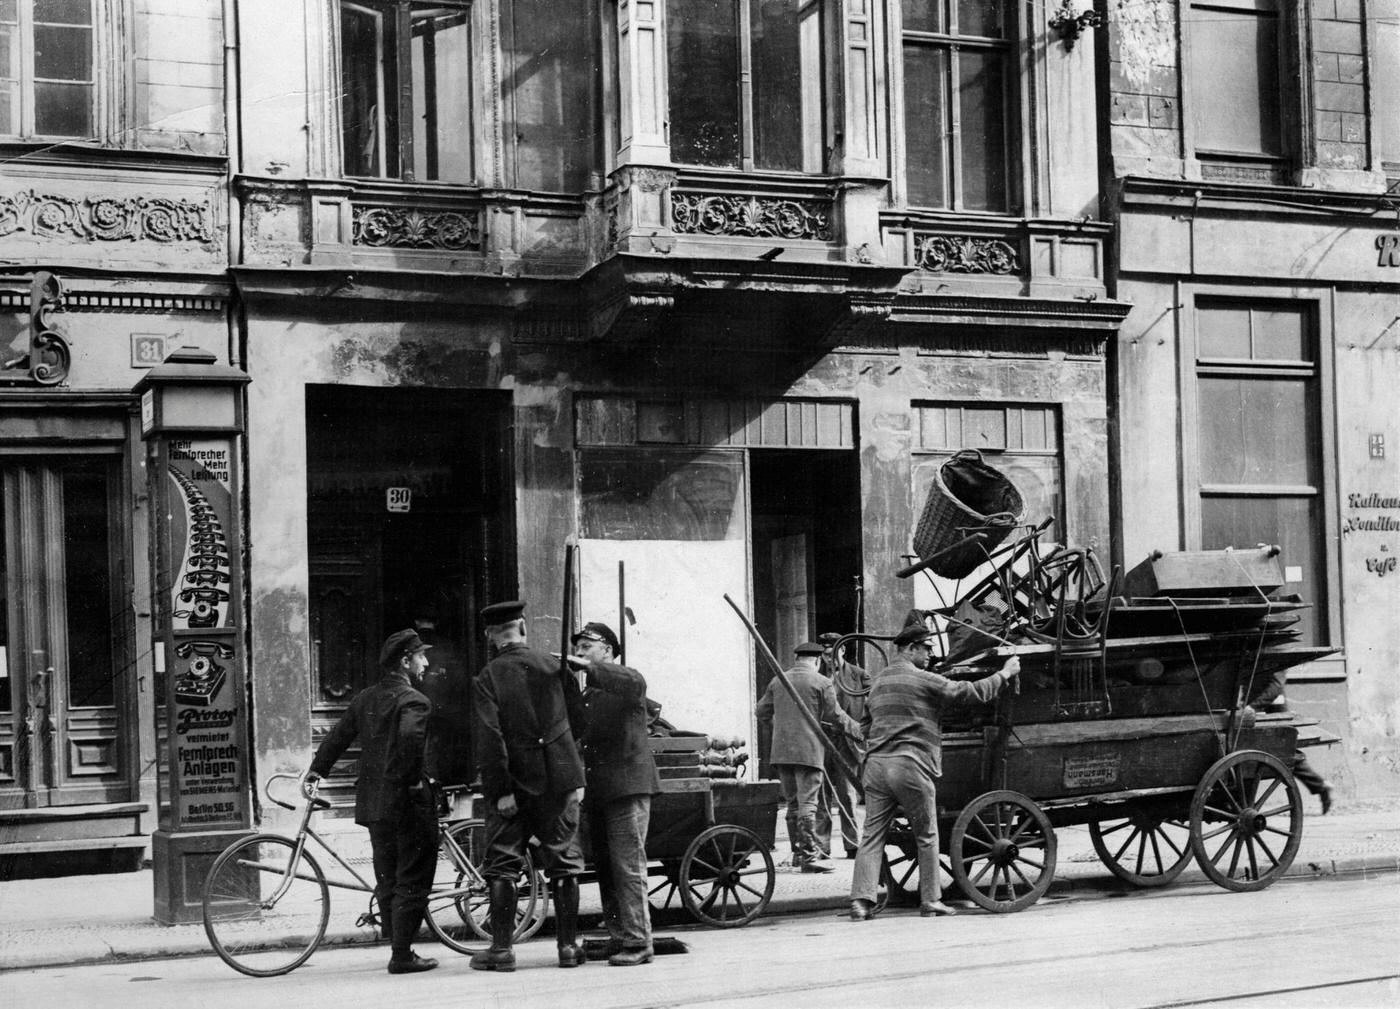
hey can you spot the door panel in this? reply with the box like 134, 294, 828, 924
0, 457, 131, 810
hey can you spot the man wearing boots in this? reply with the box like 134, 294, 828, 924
306, 628, 438, 974
568, 621, 662, 966
471, 600, 588, 971
757, 641, 862, 873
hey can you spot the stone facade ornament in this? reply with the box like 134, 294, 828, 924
671, 192, 833, 241
0, 189, 213, 244
351, 205, 482, 250
915, 235, 1019, 274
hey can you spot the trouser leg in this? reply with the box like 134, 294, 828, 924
850, 760, 898, 905
387, 800, 438, 958
603, 795, 653, 950
368, 822, 397, 941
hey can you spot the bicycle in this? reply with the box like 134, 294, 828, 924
202, 772, 549, 977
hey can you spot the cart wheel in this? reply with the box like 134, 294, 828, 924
1189, 750, 1302, 892
648, 862, 681, 911
1089, 811, 1193, 887
949, 790, 1057, 913
678, 825, 775, 928
876, 816, 956, 911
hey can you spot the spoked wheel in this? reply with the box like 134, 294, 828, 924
949, 790, 1057, 913
1089, 809, 1193, 887
678, 824, 775, 927
203, 834, 330, 977
875, 816, 956, 911
1189, 750, 1303, 892
425, 818, 546, 952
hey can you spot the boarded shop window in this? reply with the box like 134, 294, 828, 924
1194, 300, 1325, 644
1186, 0, 1284, 158
0, 0, 94, 139
902, 0, 1013, 212
340, 1, 472, 181
668, 0, 825, 172
579, 448, 744, 541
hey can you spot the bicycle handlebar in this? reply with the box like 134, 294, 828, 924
264, 771, 332, 812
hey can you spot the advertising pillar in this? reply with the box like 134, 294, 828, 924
134, 347, 253, 925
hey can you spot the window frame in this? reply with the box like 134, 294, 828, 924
336, 0, 475, 184
664, 0, 827, 175
0, 0, 101, 143
1179, 284, 1343, 673
896, 0, 1019, 214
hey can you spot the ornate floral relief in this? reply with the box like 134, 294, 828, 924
670, 192, 833, 241
351, 205, 482, 250
914, 235, 1019, 274
0, 189, 214, 244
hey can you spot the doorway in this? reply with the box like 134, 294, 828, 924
0, 456, 134, 811
304, 386, 514, 805
749, 448, 862, 772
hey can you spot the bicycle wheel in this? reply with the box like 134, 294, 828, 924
203, 834, 329, 977
425, 818, 547, 953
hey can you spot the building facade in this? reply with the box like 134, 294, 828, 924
1103, 0, 1400, 795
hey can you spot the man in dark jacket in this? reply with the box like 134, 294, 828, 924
471, 600, 588, 972
568, 621, 662, 966
757, 641, 861, 873
815, 631, 870, 859
306, 628, 437, 974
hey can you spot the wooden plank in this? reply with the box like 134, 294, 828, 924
0, 837, 149, 854
0, 802, 148, 822
658, 777, 712, 793
1003, 714, 1224, 748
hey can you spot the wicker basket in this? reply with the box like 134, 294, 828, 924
912, 449, 1026, 578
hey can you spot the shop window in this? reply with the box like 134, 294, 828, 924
340, 0, 473, 182
1193, 300, 1326, 644
1185, 0, 1287, 163
901, 0, 1014, 212
1377, 0, 1400, 176
0, 0, 95, 140
667, 0, 825, 172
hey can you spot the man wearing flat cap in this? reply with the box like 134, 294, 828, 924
471, 600, 589, 972
757, 641, 862, 873
815, 631, 870, 860
567, 621, 661, 966
306, 628, 438, 974
849, 621, 1019, 921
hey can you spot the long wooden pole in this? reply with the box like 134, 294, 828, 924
724, 593, 860, 789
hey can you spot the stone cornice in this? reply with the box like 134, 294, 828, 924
1115, 175, 1393, 222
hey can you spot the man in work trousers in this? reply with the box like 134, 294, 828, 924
850, 623, 1020, 920
306, 629, 438, 974
1247, 669, 1335, 814
815, 631, 870, 859
568, 620, 662, 966
471, 600, 589, 971
757, 641, 862, 873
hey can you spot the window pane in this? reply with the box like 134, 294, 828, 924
1, 20, 15, 80
1197, 303, 1252, 358
669, 0, 741, 167
1253, 307, 1307, 361
580, 448, 744, 541
412, 8, 471, 182
902, 0, 945, 33
341, 3, 395, 177
503, 0, 595, 191
959, 48, 1007, 212
903, 42, 949, 207
35, 81, 89, 135
34, 24, 91, 80
751, 0, 802, 171
1188, 5, 1281, 155
0, 81, 14, 134
957, 0, 1005, 38
1201, 495, 1323, 644
1199, 377, 1316, 485
34, 0, 90, 25
1377, 0, 1400, 163
63, 462, 116, 708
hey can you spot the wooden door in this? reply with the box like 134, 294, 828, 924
0, 457, 132, 810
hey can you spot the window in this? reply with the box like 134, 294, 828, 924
667, 0, 825, 172
901, 0, 1013, 212
1193, 301, 1326, 644
1377, 0, 1400, 173
0, 0, 94, 140
340, 1, 472, 182
1186, 0, 1284, 159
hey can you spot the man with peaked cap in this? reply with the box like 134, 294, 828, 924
757, 641, 862, 874
306, 629, 438, 974
814, 631, 870, 860
470, 600, 589, 971
567, 620, 662, 966
849, 622, 1019, 921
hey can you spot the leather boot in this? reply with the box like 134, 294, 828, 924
469, 879, 517, 972
553, 876, 586, 967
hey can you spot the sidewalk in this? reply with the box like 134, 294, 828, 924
2, 797, 1397, 972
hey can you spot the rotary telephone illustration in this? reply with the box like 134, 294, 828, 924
174, 640, 235, 706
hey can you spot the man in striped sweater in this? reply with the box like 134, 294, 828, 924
849, 623, 1019, 920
